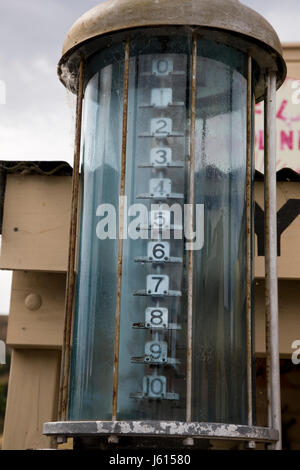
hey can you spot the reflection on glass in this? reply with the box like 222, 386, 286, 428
68, 45, 124, 420
192, 41, 249, 424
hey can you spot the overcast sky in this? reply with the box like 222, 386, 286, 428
0, 0, 299, 314
0, 0, 299, 162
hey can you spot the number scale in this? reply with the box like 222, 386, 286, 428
131, 54, 187, 404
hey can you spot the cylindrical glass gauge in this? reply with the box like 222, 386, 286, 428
68, 29, 253, 426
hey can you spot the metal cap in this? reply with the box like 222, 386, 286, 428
59, 0, 286, 99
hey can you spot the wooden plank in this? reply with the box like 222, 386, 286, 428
6, 271, 66, 349
2, 349, 60, 450
0, 175, 72, 272
255, 279, 300, 355
255, 182, 300, 279
282, 43, 300, 63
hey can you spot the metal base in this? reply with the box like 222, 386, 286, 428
43, 421, 279, 444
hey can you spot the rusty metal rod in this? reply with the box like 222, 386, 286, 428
264, 72, 282, 450
58, 57, 85, 421
112, 38, 130, 421
264, 76, 271, 432
246, 54, 253, 428
186, 32, 197, 423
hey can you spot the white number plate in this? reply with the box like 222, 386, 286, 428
147, 241, 170, 261
143, 375, 167, 398
150, 209, 170, 229
150, 147, 172, 166
149, 178, 171, 197
152, 58, 173, 76
147, 274, 169, 295
151, 118, 172, 136
151, 88, 172, 107
145, 341, 168, 363
145, 307, 168, 328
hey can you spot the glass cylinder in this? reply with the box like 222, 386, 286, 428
68, 29, 254, 425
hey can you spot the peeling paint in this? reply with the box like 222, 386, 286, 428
44, 420, 279, 443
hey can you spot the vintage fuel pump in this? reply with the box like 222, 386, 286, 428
44, 0, 286, 449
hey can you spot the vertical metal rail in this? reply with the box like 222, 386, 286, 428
112, 38, 130, 421
186, 32, 197, 424
58, 58, 85, 421
246, 54, 253, 428
264, 72, 282, 450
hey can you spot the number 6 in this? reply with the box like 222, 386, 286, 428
147, 241, 170, 261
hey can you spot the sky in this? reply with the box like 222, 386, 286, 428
0, 0, 299, 314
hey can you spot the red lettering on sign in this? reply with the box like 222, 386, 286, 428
281, 131, 293, 150
258, 130, 264, 150
277, 99, 288, 122
255, 103, 262, 114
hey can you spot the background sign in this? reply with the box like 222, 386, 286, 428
255, 77, 300, 174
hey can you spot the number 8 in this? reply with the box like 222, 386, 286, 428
145, 307, 168, 328
151, 309, 163, 325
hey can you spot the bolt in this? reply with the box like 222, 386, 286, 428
25, 293, 42, 311
56, 436, 67, 445
108, 435, 119, 445
183, 437, 194, 447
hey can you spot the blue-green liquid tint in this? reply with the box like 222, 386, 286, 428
68, 45, 124, 420
192, 40, 249, 424
68, 30, 254, 425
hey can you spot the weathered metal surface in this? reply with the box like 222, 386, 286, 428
246, 54, 253, 428
112, 38, 130, 421
61, 0, 282, 59
264, 73, 282, 450
58, 1, 286, 101
58, 58, 85, 421
186, 33, 197, 423
43, 420, 279, 443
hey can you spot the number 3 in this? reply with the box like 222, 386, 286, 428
150, 147, 172, 166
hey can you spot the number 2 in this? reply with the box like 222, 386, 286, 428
151, 118, 172, 136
